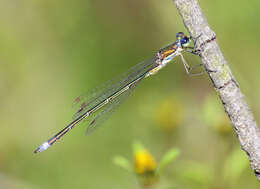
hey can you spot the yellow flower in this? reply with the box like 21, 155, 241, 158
134, 149, 157, 175
113, 141, 180, 187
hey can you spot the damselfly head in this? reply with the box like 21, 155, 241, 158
176, 32, 185, 40
176, 32, 190, 47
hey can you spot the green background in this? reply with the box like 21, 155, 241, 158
0, 0, 259, 188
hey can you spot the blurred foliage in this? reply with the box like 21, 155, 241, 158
201, 93, 233, 136
222, 147, 250, 187
176, 161, 214, 188
0, 0, 260, 189
155, 96, 185, 131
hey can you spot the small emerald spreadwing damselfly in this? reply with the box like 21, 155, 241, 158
34, 32, 215, 154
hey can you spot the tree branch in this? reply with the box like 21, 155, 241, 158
173, 0, 260, 181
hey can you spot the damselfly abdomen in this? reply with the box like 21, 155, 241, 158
34, 32, 208, 153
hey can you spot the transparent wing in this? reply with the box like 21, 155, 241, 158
72, 57, 156, 120
86, 76, 144, 135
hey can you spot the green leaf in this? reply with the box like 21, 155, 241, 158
201, 93, 224, 125
222, 148, 249, 184
177, 161, 213, 186
113, 156, 132, 172
157, 148, 180, 175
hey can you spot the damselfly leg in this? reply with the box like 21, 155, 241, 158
179, 53, 205, 76
180, 33, 216, 76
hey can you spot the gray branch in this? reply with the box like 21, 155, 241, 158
173, 0, 260, 180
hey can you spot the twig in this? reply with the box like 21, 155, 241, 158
173, 0, 260, 181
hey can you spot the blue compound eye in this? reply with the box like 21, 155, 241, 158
180, 36, 189, 45
180, 36, 188, 43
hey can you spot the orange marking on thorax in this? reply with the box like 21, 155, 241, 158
162, 49, 175, 59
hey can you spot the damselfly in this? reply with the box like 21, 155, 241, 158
34, 32, 206, 154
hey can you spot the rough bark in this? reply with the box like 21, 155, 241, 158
173, 0, 260, 181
